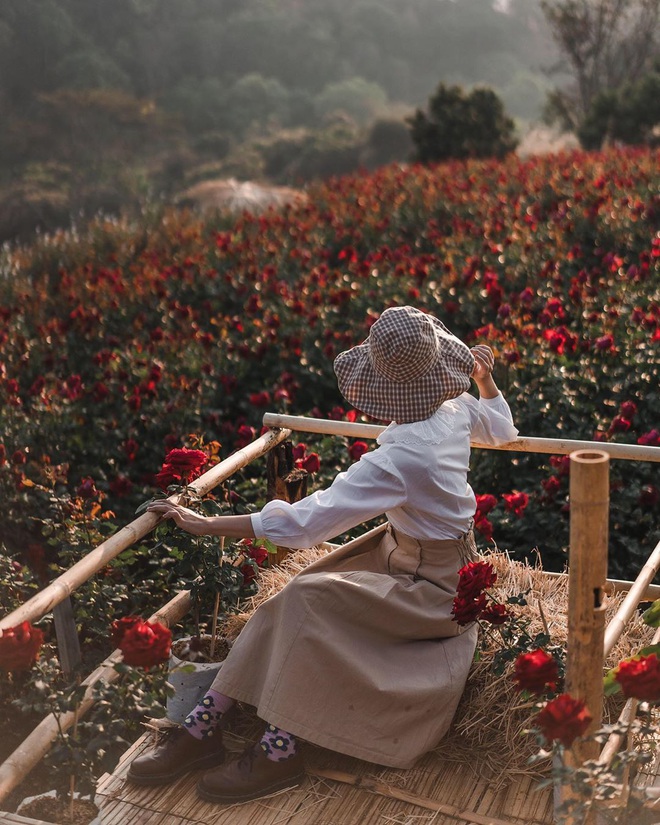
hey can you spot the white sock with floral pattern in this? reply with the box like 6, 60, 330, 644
183, 689, 235, 740
259, 723, 298, 762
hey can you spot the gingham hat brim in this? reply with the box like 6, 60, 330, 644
333, 311, 475, 424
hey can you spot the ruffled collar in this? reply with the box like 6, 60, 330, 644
377, 398, 460, 446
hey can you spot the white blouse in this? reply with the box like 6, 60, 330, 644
250, 392, 518, 547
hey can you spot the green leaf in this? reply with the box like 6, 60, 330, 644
170, 663, 197, 674
603, 667, 622, 697
637, 643, 660, 658
641, 599, 660, 627
256, 538, 278, 554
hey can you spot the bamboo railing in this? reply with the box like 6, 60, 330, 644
0, 427, 290, 632
1, 414, 659, 817
0, 589, 193, 805
262, 413, 660, 463
0, 427, 290, 806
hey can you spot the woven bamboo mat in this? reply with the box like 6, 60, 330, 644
95, 722, 554, 825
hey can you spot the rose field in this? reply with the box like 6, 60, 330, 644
2, 145, 659, 572
0, 145, 659, 806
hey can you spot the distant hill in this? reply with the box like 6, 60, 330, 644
0, 0, 561, 243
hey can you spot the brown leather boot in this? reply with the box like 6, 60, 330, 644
197, 743, 305, 803
127, 726, 226, 785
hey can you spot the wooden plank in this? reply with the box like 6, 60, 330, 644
52, 596, 82, 678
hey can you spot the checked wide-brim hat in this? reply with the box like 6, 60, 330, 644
333, 306, 475, 424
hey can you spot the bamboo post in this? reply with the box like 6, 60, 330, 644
558, 449, 610, 824
52, 597, 82, 679
265, 440, 308, 565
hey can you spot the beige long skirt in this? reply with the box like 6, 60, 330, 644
210, 522, 479, 768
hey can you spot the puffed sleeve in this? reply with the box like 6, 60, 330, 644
250, 450, 406, 548
463, 392, 519, 446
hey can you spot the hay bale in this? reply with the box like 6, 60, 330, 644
435, 550, 655, 782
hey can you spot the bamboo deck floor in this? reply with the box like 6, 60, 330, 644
92, 708, 660, 825
94, 721, 555, 825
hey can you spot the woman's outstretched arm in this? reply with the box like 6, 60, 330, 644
146, 500, 256, 538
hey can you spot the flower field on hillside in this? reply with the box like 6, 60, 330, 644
0, 145, 658, 612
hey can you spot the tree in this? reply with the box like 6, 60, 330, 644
360, 118, 413, 169
577, 61, 660, 148
541, 0, 660, 130
406, 83, 517, 164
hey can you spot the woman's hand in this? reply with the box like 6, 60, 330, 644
147, 500, 211, 535
470, 345, 495, 380
469, 345, 499, 399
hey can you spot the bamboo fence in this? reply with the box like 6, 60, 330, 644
0, 427, 291, 632
1, 414, 659, 820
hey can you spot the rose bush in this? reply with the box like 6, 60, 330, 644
1, 145, 657, 585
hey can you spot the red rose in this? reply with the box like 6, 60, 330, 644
117, 619, 171, 668
513, 648, 559, 694
241, 563, 258, 584
162, 448, 207, 478
451, 592, 487, 625
609, 415, 630, 434
535, 694, 592, 747
249, 391, 271, 408
111, 616, 141, 648
76, 477, 99, 500
481, 603, 510, 625
595, 334, 615, 352
542, 475, 562, 497
502, 491, 529, 517
613, 655, 660, 702
549, 455, 570, 476
155, 448, 207, 489
109, 475, 133, 498
154, 466, 179, 490
292, 443, 307, 461
348, 441, 369, 462
475, 494, 497, 515
0, 622, 44, 671
474, 512, 494, 541
11, 450, 26, 465
93, 382, 110, 402
248, 545, 269, 566
235, 425, 256, 448
620, 401, 637, 420
638, 430, 660, 446
301, 452, 320, 473
456, 560, 497, 600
